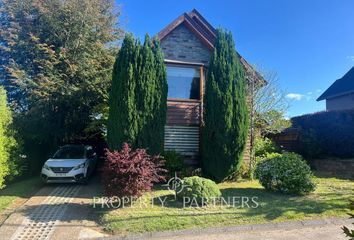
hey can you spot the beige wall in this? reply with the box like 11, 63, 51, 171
326, 93, 354, 111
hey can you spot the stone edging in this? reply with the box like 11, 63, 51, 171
89, 217, 352, 240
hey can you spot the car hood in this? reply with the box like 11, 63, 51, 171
45, 158, 87, 167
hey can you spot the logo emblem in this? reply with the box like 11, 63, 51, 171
163, 172, 186, 194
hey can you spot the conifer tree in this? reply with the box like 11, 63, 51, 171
202, 29, 249, 182
136, 36, 167, 154
107, 34, 139, 150
107, 34, 167, 154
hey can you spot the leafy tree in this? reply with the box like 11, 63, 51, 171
247, 68, 290, 178
202, 29, 249, 182
0, 0, 122, 173
0, 86, 21, 188
107, 34, 167, 154
248, 70, 290, 136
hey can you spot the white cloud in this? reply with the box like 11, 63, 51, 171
347, 56, 354, 61
316, 89, 322, 93
286, 93, 304, 100
307, 92, 313, 95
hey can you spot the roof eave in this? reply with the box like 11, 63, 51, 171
317, 90, 354, 101
157, 13, 214, 51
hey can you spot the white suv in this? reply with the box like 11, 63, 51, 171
41, 145, 97, 183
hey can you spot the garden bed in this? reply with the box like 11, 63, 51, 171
100, 176, 354, 235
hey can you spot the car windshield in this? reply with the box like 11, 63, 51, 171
52, 146, 85, 159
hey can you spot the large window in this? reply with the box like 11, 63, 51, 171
167, 65, 200, 100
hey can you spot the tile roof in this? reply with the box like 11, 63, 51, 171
317, 67, 354, 101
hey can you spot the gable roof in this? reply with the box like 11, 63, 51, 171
157, 9, 265, 84
158, 9, 216, 50
317, 66, 354, 101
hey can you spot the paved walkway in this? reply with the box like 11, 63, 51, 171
102, 218, 352, 240
0, 178, 106, 240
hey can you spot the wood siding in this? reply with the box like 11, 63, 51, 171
164, 126, 199, 156
165, 99, 201, 157
166, 99, 201, 126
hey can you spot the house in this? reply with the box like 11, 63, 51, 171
317, 66, 354, 110
157, 9, 263, 164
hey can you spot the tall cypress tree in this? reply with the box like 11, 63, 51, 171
147, 37, 167, 154
107, 34, 139, 150
136, 35, 167, 154
202, 29, 249, 182
107, 34, 167, 153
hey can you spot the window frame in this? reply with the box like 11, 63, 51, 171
165, 62, 205, 102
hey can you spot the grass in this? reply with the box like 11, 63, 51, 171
101, 177, 354, 235
0, 177, 42, 214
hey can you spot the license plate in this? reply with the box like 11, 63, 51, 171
55, 173, 66, 177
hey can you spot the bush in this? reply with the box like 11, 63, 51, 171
256, 152, 282, 164
102, 143, 166, 197
292, 110, 354, 158
251, 137, 280, 178
0, 87, 22, 188
177, 176, 221, 204
255, 137, 278, 158
163, 150, 185, 175
255, 152, 315, 194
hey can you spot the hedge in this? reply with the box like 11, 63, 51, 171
291, 110, 354, 159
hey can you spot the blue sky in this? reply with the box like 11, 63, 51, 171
116, 0, 354, 117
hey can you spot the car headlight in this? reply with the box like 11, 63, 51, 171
73, 163, 85, 171
43, 164, 51, 170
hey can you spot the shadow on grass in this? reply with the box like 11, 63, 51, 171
219, 187, 348, 220
0, 177, 43, 199
314, 171, 354, 180
117, 187, 349, 224
152, 194, 185, 208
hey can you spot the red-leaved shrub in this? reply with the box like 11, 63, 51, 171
102, 143, 166, 197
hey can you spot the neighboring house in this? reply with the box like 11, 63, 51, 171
157, 9, 263, 164
317, 66, 354, 110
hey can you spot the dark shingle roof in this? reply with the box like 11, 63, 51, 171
317, 67, 354, 101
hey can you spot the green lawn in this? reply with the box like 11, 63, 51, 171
0, 177, 42, 214
101, 177, 354, 235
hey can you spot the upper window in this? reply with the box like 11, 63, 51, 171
167, 65, 200, 100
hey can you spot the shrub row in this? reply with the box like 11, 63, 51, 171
291, 110, 354, 159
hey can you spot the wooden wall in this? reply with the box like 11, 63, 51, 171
165, 99, 251, 168
166, 99, 201, 125
164, 126, 199, 156
165, 99, 201, 158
